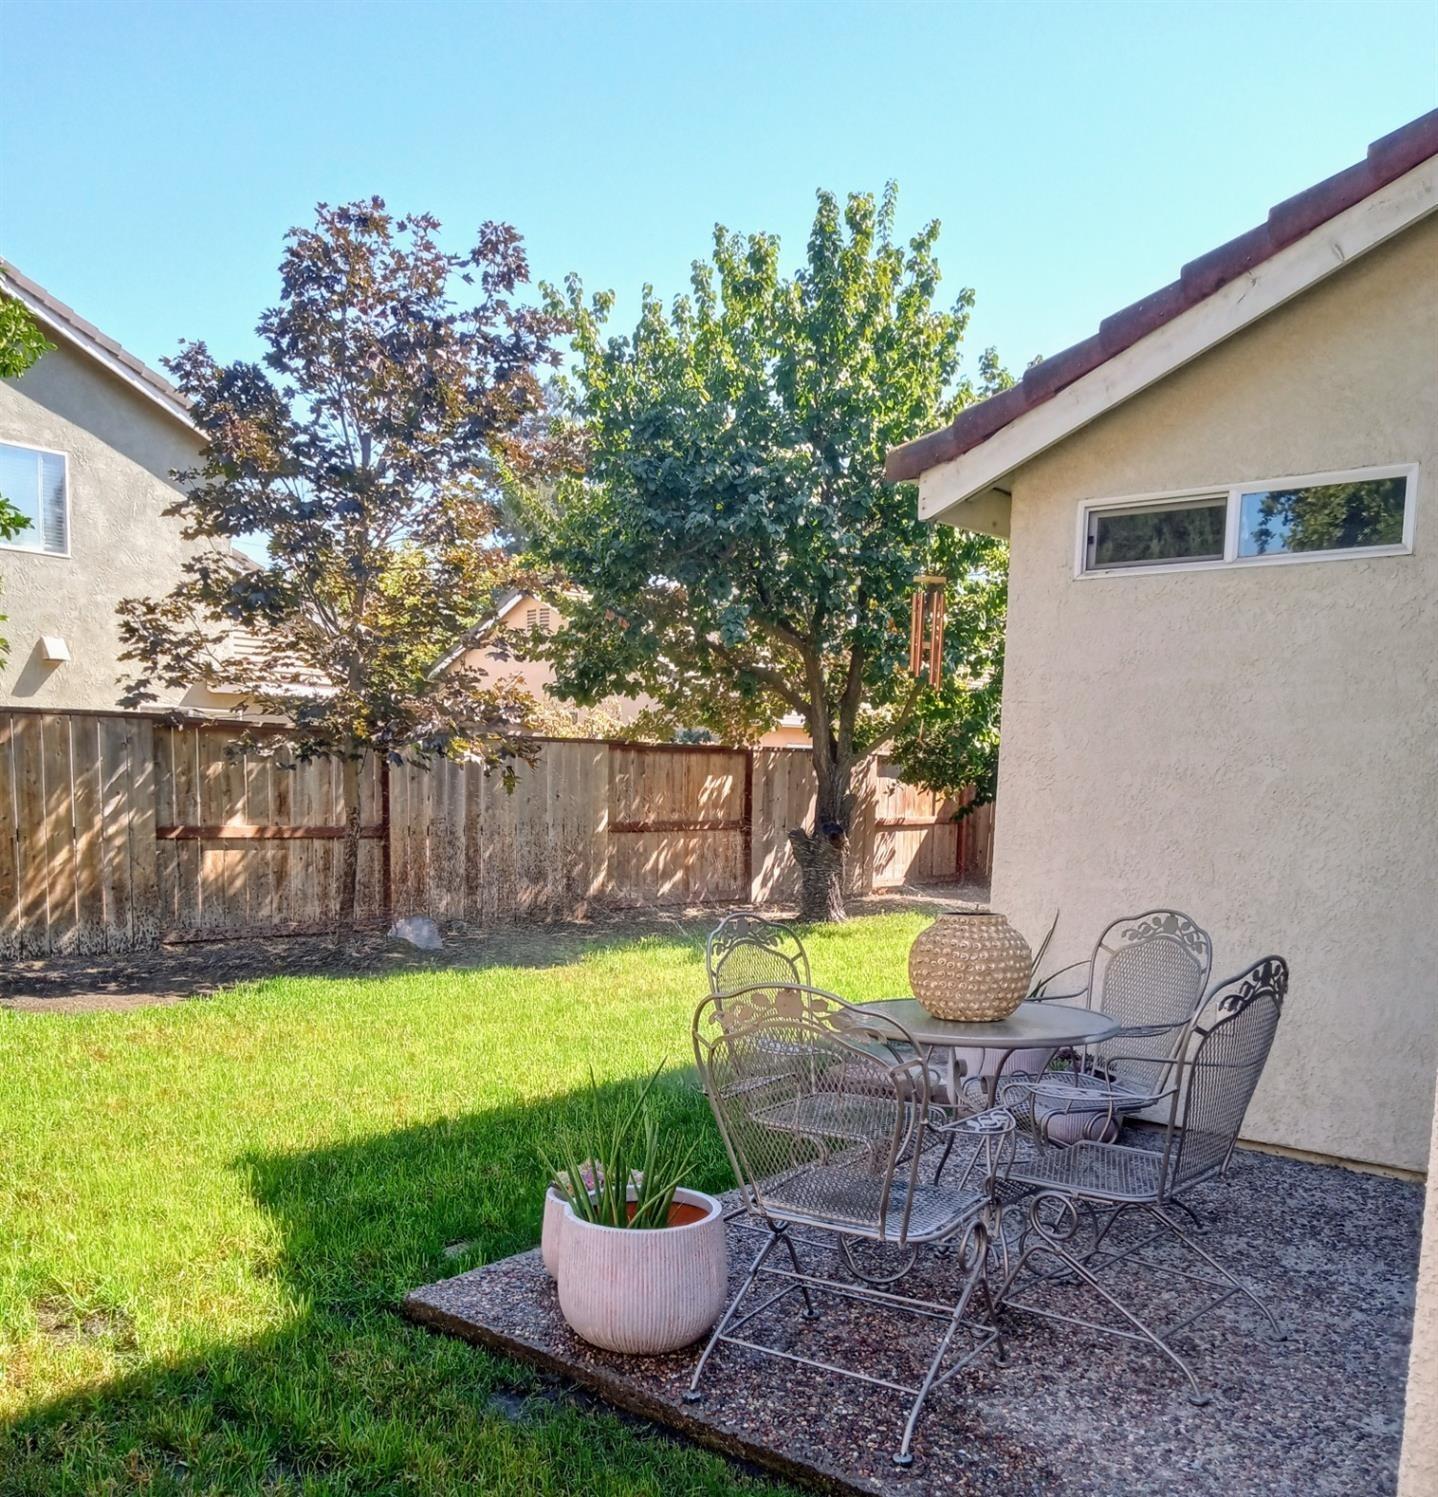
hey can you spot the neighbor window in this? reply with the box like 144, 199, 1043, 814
0, 441, 68, 555
1079, 465, 1415, 576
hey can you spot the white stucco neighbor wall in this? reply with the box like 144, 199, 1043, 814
0, 340, 233, 712
990, 213, 1438, 1170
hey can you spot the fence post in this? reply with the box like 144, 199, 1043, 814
380, 755, 393, 928
742, 747, 755, 904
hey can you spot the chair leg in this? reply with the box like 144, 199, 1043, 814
1167, 1197, 1207, 1236
777, 1226, 819, 1317
999, 1203, 1210, 1406
1148, 1203, 1283, 1339
684, 1226, 785, 1404
895, 1221, 990, 1467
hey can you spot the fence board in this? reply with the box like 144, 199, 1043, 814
0, 712, 991, 953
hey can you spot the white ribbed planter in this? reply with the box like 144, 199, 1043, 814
540, 1187, 567, 1278
557, 1188, 728, 1355
954, 1045, 1059, 1094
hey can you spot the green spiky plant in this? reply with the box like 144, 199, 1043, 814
542, 1064, 701, 1230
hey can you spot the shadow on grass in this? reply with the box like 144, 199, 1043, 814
1, 1076, 779, 1496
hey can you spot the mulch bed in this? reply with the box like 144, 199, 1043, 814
406, 1148, 1421, 1496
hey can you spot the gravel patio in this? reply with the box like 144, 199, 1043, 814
408, 1142, 1421, 1496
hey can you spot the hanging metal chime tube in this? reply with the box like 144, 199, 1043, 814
908, 574, 948, 688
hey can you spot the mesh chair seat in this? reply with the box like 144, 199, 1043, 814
1031, 1069, 1164, 1117
751, 1091, 904, 1147
760, 1164, 985, 1242
1008, 1139, 1167, 1202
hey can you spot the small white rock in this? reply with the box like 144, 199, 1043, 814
389, 915, 443, 950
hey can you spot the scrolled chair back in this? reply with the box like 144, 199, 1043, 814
692, 983, 929, 1242
1166, 955, 1289, 1195
1088, 909, 1214, 1084
705, 914, 811, 995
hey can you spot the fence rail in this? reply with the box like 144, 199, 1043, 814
0, 709, 993, 956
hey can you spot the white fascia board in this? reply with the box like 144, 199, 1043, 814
920, 155, 1438, 526
6, 281, 204, 439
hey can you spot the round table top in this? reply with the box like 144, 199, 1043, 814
851, 998, 1118, 1052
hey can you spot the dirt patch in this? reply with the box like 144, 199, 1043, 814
1, 883, 986, 1016
34, 1297, 138, 1351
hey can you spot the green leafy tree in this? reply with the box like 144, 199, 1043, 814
118, 201, 566, 943
533, 186, 1008, 920
0, 276, 55, 662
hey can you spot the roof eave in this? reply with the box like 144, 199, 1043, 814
1, 271, 202, 439
911, 151, 1438, 526
887, 108, 1438, 511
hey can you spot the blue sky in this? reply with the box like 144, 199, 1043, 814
2, 0, 1435, 386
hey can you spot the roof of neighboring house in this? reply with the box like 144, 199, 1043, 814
0, 261, 199, 435
204, 619, 335, 699
429, 588, 527, 677
886, 109, 1438, 487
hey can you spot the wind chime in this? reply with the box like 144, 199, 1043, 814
908, 573, 947, 687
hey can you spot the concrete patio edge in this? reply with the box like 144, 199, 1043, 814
403, 1248, 863, 1495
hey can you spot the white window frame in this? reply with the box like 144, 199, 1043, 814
0, 439, 71, 559
1075, 463, 1418, 579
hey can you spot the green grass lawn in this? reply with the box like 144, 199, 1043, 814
0, 911, 929, 1495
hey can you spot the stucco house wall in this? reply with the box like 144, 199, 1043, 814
0, 337, 232, 712
991, 212, 1437, 1170
1400, 1070, 1438, 1491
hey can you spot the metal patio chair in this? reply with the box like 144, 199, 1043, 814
688, 983, 1014, 1467
993, 955, 1289, 1405
705, 913, 812, 994
1010, 909, 1214, 1144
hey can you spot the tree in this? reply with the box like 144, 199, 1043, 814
532, 186, 1009, 920
119, 200, 566, 943
0, 277, 55, 663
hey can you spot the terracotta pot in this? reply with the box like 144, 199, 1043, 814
909, 912, 1032, 1022
557, 1188, 728, 1354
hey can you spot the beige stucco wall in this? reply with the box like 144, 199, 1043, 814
1400, 1071, 1438, 1491
990, 212, 1438, 1169
0, 340, 232, 712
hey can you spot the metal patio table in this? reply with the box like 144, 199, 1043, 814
851, 998, 1120, 1109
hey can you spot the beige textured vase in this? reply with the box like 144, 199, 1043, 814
909, 911, 1032, 1022
557, 1188, 728, 1355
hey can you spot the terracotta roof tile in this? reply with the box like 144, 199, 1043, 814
887, 108, 1438, 483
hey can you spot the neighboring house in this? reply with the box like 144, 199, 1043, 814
438, 589, 652, 731
887, 111, 1438, 1172
0, 266, 236, 713
439, 589, 812, 747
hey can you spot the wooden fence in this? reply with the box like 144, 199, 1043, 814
0, 709, 993, 956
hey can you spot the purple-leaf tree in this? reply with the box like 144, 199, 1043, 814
118, 200, 568, 944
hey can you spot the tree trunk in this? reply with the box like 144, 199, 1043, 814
335, 752, 362, 949
788, 827, 847, 923
789, 749, 852, 923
